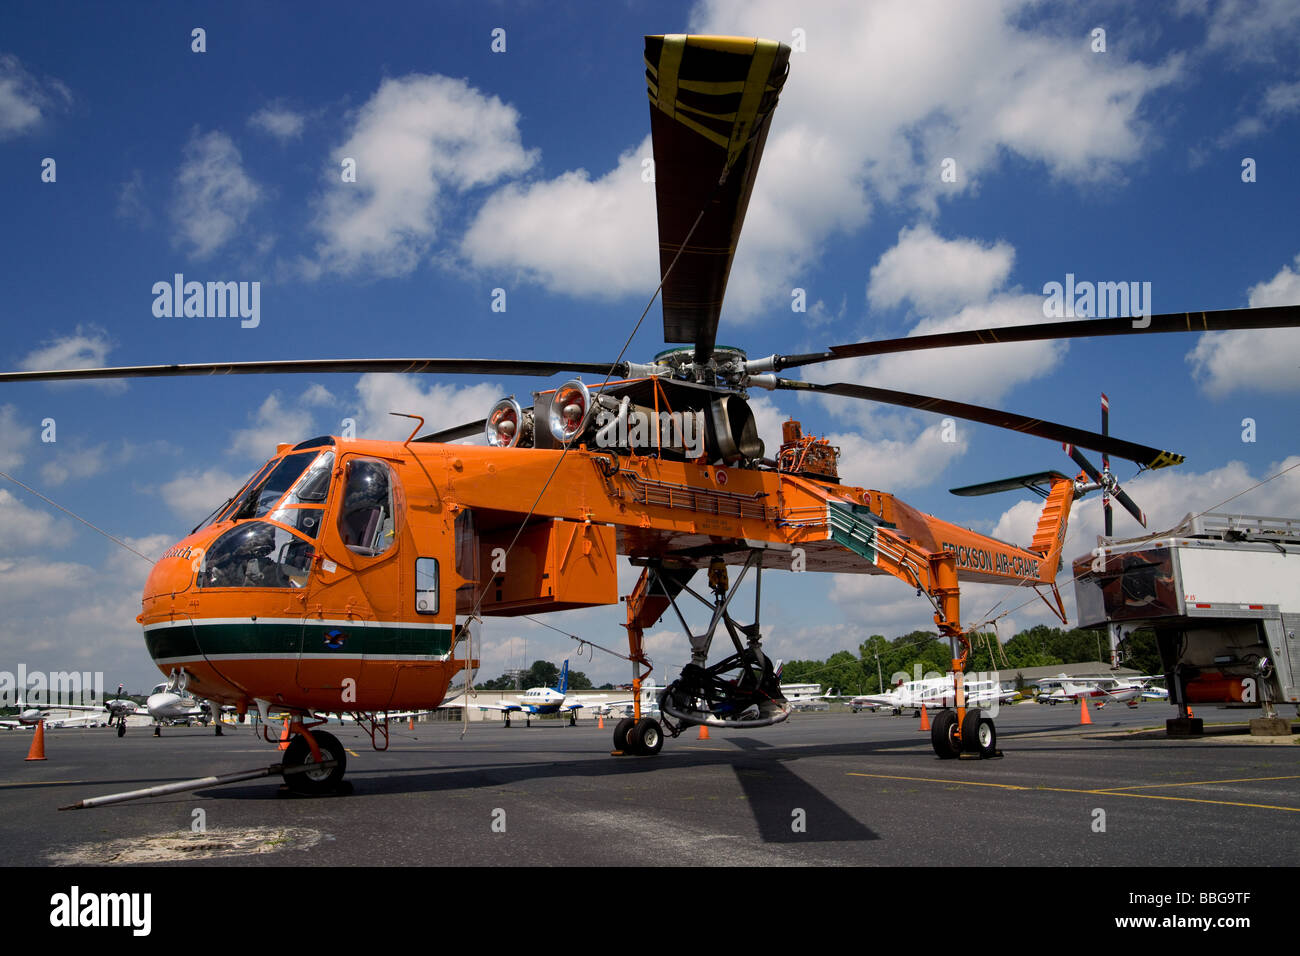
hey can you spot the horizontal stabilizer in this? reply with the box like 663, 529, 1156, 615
950, 471, 1070, 497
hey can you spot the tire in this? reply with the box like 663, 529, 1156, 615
613, 717, 635, 752
961, 707, 984, 753
283, 730, 347, 795
116, 721, 126, 738
632, 718, 663, 756
930, 709, 960, 759
975, 717, 997, 758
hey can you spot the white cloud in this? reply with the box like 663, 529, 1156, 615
18, 324, 112, 371
830, 420, 969, 491
0, 54, 70, 140
460, 139, 658, 298
159, 467, 250, 524
351, 374, 507, 441
1186, 252, 1300, 396
0, 403, 34, 471
868, 224, 1014, 314
16, 325, 124, 393
230, 391, 321, 460
458, 0, 1178, 322
171, 130, 263, 259
813, 231, 1064, 419
1200, 0, 1300, 64
305, 74, 536, 279
249, 105, 306, 140
0, 488, 73, 553
684, 0, 1180, 313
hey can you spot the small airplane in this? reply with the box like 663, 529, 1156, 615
1, 696, 113, 730
780, 683, 840, 711
450, 661, 624, 726
849, 675, 1016, 715
140, 676, 240, 736
1034, 674, 1164, 707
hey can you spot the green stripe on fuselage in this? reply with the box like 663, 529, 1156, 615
145, 621, 454, 661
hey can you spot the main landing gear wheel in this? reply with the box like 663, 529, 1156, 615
931, 709, 960, 759
283, 730, 347, 795
626, 717, 664, 756
961, 708, 998, 758
116, 721, 126, 738
613, 717, 635, 752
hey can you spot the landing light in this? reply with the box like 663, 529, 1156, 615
486, 398, 527, 448
549, 380, 591, 445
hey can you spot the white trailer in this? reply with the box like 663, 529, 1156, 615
1072, 512, 1299, 736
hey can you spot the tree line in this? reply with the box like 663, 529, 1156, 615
779, 625, 1162, 695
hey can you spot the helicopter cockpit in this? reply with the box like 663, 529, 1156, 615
192, 439, 339, 589
188, 438, 403, 589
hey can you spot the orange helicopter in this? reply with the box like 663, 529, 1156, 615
5, 34, 1299, 792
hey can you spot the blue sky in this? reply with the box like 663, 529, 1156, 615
1, 0, 1298, 693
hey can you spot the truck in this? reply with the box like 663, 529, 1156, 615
1072, 512, 1299, 736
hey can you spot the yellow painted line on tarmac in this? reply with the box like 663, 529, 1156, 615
848, 772, 1030, 791
1037, 787, 1300, 813
346, 749, 359, 757
847, 771, 1300, 813
1090, 774, 1300, 792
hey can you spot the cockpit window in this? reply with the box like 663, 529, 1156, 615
337, 457, 398, 557
198, 521, 315, 589
282, 451, 334, 505
227, 451, 319, 522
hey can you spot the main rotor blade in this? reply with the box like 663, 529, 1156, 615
779, 380, 1185, 470
0, 357, 627, 385
646, 34, 790, 366
776, 303, 1300, 370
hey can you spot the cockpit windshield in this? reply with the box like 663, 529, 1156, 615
214, 451, 320, 524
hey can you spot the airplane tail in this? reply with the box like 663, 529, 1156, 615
557, 660, 569, 695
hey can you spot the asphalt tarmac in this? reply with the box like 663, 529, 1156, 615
3, 703, 1297, 867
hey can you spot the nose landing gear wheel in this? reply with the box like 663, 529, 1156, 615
116, 722, 126, 738
282, 730, 347, 795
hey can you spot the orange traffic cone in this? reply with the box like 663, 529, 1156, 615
408, 717, 414, 730
278, 718, 290, 751
919, 705, 930, 731
597, 715, 604, 729
25, 720, 47, 761
1079, 697, 1092, 725
697, 723, 710, 740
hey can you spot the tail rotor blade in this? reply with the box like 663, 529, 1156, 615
1110, 482, 1147, 528
1064, 443, 1103, 484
